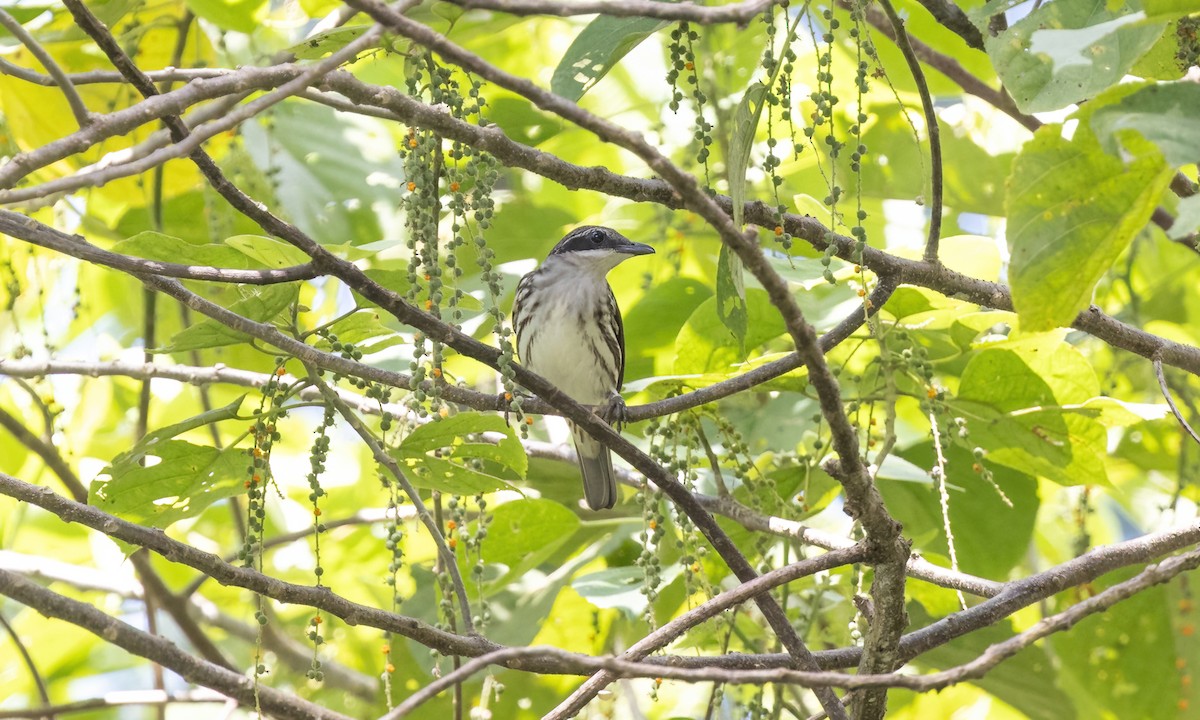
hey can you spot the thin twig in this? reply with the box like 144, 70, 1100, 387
448, 0, 777, 23
1154, 356, 1200, 446
877, 0, 942, 263
0, 691, 229, 720
0, 8, 92, 128
0, 611, 52, 719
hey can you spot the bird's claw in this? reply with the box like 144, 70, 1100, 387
600, 393, 628, 429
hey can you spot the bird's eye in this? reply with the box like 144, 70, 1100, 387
588, 229, 605, 244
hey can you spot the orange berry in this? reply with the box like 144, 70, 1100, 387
432, 367, 443, 378
253, 448, 263, 458
439, 407, 449, 418
1182, 674, 1192, 688
504, 392, 513, 401
857, 288, 867, 297
449, 537, 458, 549
275, 367, 286, 376
407, 138, 418, 148
244, 480, 252, 488
684, 61, 694, 70
655, 677, 663, 686
648, 519, 657, 530
407, 181, 416, 191
525, 417, 534, 425
424, 299, 433, 310
1180, 699, 1190, 712
774, 225, 784, 236
312, 616, 322, 625
447, 520, 457, 531
381, 645, 391, 654
1183, 624, 1195, 637
252, 474, 261, 484
926, 387, 937, 399
386, 663, 396, 673
691, 563, 700, 573
314, 507, 322, 517
972, 463, 983, 473
1178, 657, 1188, 670
450, 181, 460, 192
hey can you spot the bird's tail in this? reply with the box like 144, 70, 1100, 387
570, 422, 616, 510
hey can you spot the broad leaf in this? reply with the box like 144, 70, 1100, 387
674, 289, 787, 374
288, 25, 371, 60
159, 285, 298, 352
225, 234, 312, 268
551, 15, 670, 101
1090, 81, 1200, 169
1006, 124, 1172, 332
91, 440, 246, 527
956, 336, 1109, 486
986, 0, 1165, 113
715, 244, 748, 352
114, 231, 255, 270
185, 0, 267, 33
392, 413, 527, 494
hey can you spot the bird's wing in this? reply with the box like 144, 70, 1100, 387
512, 271, 535, 364
605, 284, 626, 389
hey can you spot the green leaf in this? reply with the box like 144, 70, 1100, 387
159, 285, 298, 353
986, 0, 1165, 113
479, 499, 580, 584
1143, 0, 1200, 19
673, 288, 787, 374
225, 234, 313, 268
137, 395, 247, 449
551, 15, 670, 101
1006, 123, 1172, 332
318, 311, 402, 353
185, 0, 267, 33
886, 442, 1038, 579
572, 564, 682, 617
715, 244, 748, 353
114, 231, 255, 269
728, 82, 768, 229
90, 440, 246, 528
1090, 81, 1200, 169
392, 413, 526, 494
287, 25, 371, 59
956, 335, 1109, 486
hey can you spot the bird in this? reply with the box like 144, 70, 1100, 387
512, 226, 655, 510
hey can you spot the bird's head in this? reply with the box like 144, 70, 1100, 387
546, 226, 655, 275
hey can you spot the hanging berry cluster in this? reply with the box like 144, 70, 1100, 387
667, 22, 714, 186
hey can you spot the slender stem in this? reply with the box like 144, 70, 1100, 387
0, 8, 92, 128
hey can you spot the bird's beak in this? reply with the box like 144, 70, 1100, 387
619, 242, 656, 256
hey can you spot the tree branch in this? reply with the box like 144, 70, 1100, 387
0, 210, 318, 284
0, 690, 229, 720
1154, 356, 1200, 446
0, 570, 354, 720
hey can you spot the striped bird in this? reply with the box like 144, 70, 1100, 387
512, 226, 655, 510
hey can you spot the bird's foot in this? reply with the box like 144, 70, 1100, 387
599, 392, 628, 429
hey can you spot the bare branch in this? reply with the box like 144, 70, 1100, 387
1155, 356, 1200, 446
0, 611, 51, 717
0, 570, 354, 720
0, 210, 318, 284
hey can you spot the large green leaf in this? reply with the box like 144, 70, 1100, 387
392, 413, 527, 494
551, 15, 670, 101
185, 0, 267, 33
1090, 81, 1200, 169
241, 102, 406, 246
956, 336, 1109, 486
986, 0, 1165, 113
90, 440, 246, 528
225, 234, 312, 268
114, 231, 256, 270
1006, 123, 1172, 332
158, 285, 298, 353
1052, 569, 1179, 719
673, 288, 787, 374
886, 442, 1038, 579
